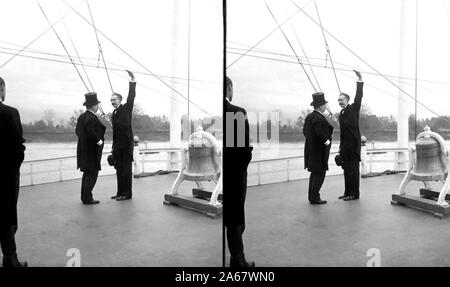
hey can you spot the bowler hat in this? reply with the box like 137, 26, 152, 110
335, 154, 343, 167
83, 92, 101, 107
310, 92, 328, 106
107, 154, 115, 167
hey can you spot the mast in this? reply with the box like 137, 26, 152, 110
397, 0, 412, 171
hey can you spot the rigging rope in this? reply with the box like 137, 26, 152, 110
62, 0, 212, 117
86, 0, 114, 94
62, 20, 94, 91
0, 0, 86, 70
289, 21, 322, 91
289, 0, 445, 120
226, 49, 440, 118
226, 0, 312, 69
187, 0, 191, 134
311, 0, 339, 124
313, 0, 341, 94
227, 42, 450, 86
414, 0, 419, 136
36, 0, 90, 92
265, 1, 317, 92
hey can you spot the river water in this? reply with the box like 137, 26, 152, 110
20, 140, 450, 187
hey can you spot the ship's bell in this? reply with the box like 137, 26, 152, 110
184, 144, 220, 180
397, 126, 450, 206
182, 127, 221, 181
411, 136, 447, 181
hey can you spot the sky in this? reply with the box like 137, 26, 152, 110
227, 0, 450, 123
0, 0, 223, 124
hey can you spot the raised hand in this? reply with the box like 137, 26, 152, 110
353, 70, 362, 81
126, 70, 135, 81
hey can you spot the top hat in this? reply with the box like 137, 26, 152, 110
83, 92, 101, 107
310, 92, 328, 106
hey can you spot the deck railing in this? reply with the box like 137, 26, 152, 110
20, 145, 182, 187
247, 147, 410, 187
19, 144, 411, 188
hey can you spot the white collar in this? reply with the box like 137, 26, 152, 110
87, 109, 97, 116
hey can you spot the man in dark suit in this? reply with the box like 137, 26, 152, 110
338, 70, 364, 201
0, 77, 27, 267
110, 71, 136, 201
224, 76, 255, 268
303, 92, 334, 205
76, 92, 106, 204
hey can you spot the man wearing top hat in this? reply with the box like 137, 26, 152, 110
76, 92, 106, 204
303, 92, 334, 204
110, 70, 136, 201
337, 70, 364, 201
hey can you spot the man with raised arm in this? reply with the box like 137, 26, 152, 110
110, 70, 136, 201
338, 70, 364, 201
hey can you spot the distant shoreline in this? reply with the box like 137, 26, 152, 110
23, 130, 171, 143
273, 130, 450, 142
23, 129, 450, 143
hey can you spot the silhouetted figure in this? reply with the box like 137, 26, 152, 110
110, 70, 136, 201
224, 76, 255, 268
303, 92, 334, 205
0, 77, 27, 267
76, 92, 106, 204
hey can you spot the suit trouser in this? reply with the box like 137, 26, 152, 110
0, 226, 17, 259
343, 155, 360, 198
308, 171, 326, 202
1, 172, 20, 259
226, 224, 245, 259
81, 170, 99, 203
224, 170, 247, 259
115, 152, 133, 198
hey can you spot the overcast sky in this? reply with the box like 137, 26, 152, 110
1, 0, 223, 124
227, 0, 450, 123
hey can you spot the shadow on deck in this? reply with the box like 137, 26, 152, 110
241, 174, 450, 267
15, 174, 221, 267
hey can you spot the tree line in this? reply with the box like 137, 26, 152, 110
22, 105, 221, 142
252, 103, 450, 142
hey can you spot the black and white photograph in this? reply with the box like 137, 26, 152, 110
3, 0, 450, 281
0, 0, 223, 267
226, 0, 450, 267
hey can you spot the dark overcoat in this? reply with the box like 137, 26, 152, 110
339, 81, 363, 160
303, 110, 334, 173
224, 100, 253, 226
111, 81, 136, 159
0, 102, 25, 227
76, 110, 106, 172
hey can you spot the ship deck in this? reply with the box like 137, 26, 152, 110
13, 172, 450, 267
239, 173, 450, 267
16, 173, 221, 267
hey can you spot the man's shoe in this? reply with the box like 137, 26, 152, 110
310, 200, 327, 205
3, 254, 28, 267
230, 254, 255, 268
343, 195, 359, 201
82, 200, 100, 205
111, 195, 119, 199
116, 196, 131, 201
338, 195, 347, 199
